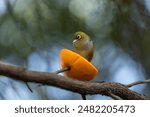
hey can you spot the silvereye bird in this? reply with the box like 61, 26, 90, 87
72, 31, 94, 100
72, 31, 94, 62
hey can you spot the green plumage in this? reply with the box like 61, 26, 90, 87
72, 31, 94, 61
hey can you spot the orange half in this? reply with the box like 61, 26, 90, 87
59, 49, 98, 81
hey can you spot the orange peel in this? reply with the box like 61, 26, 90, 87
59, 49, 98, 81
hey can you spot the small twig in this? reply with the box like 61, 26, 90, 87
81, 94, 86, 100
109, 92, 123, 100
55, 67, 71, 74
25, 82, 33, 93
126, 79, 150, 88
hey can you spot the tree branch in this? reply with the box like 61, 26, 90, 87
0, 63, 148, 100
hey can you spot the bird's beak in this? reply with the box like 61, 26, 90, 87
72, 39, 78, 43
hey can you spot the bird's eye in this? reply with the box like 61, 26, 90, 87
76, 35, 82, 40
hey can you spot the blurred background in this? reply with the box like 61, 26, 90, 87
0, 0, 150, 100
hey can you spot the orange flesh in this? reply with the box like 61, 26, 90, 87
59, 49, 98, 81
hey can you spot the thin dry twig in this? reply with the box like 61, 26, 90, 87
55, 67, 71, 74
25, 82, 33, 93
108, 92, 123, 100
126, 79, 150, 88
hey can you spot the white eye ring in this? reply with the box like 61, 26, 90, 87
76, 35, 82, 40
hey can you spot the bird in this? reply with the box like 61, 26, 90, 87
72, 31, 94, 100
72, 31, 94, 62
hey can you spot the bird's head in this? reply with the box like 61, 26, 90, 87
72, 31, 91, 50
